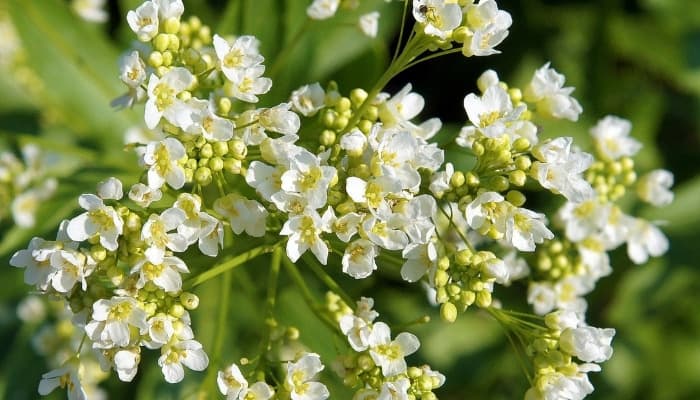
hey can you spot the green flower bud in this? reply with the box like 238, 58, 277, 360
154, 33, 170, 52
450, 171, 466, 188
455, 249, 472, 266
508, 88, 523, 103
333, 115, 349, 131
506, 190, 526, 206
515, 155, 531, 171
509, 170, 527, 187
336, 97, 352, 112
229, 139, 247, 160
350, 88, 368, 107
465, 171, 480, 187
460, 290, 476, 307
320, 130, 336, 146
475, 290, 492, 308
194, 167, 212, 185
364, 105, 379, 121
164, 17, 180, 34
322, 109, 337, 127
358, 119, 373, 134
218, 97, 232, 115
148, 51, 164, 68
168, 34, 180, 51
213, 141, 229, 156
440, 302, 458, 323
180, 292, 200, 310
623, 171, 636, 186
200, 143, 213, 159
490, 175, 510, 192
452, 26, 469, 42
209, 157, 224, 172
223, 158, 242, 175
436, 287, 449, 303
434, 269, 449, 287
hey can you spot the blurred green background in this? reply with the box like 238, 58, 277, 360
1, 0, 699, 399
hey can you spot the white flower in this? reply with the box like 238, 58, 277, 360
16, 295, 47, 323
11, 183, 56, 228
144, 68, 195, 129
378, 84, 425, 128
245, 161, 283, 201
155, 0, 184, 20
38, 359, 87, 400
285, 353, 329, 400
85, 296, 148, 348
307, 0, 340, 20
505, 207, 554, 252
197, 213, 225, 257
142, 137, 187, 189
461, 0, 512, 57
72, 0, 108, 23
290, 83, 326, 117
217, 363, 248, 399
463, 84, 523, 138
560, 326, 615, 363
367, 322, 420, 377
213, 34, 264, 82
49, 248, 93, 293
132, 255, 189, 292
127, 1, 159, 41
128, 183, 163, 207
429, 162, 454, 198
214, 194, 269, 237
240, 382, 274, 400
346, 176, 400, 210
281, 150, 336, 209
526, 364, 599, 400
113, 348, 140, 382
67, 194, 124, 251
358, 12, 380, 38
532, 137, 595, 202
226, 65, 272, 103
177, 98, 234, 141
259, 103, 301, 135
363, 215, 409, 251
590, 115, 641, 160
500, 251, 530, 286
400, 242, 437, 283
465, 191, 505, 231
557, 200, 610, 243
524, 63, 583, 121
342, 239, 379, 279
625, 218, 669, 264
158, 339, 209, 383
280, 211, 329, 264
97, 177, 123, 200
544, 310, 582, 331
144, 315, 176, 348
141, 208, 188, 264
339, 314, 373, 352
119, 51, 147, 88
412, 0, 462, 39
637, 169, 674, 207
378, 377, 410, 400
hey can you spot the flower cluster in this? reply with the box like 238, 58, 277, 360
0, 144, 57, 228
9, 1, 675, 399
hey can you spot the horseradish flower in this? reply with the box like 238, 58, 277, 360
213, 34, 264, 82
259, 103, 301, 135
38, 358, 87, 400
66, 194, 124, 251
144, 315, 175, 348
342, 239, 378, 279
412, 0, 462, 39
217, 363, 248, 399
131, 256, 189, 292
285, 353, 329, 400
358, 12, 380, 38
461, 0, 513, 57
400, 242, 438, 282
113, 348, 140, 382
97, 177, 123, 200
280, 149, 337, 209
127, 1, 159, 41
363, 215, 409, 251
49, 248, 93, 293
465, 191, 506, 231
119, 51, 146, 89
177, 98, 234, 142
128, 183, 162, 207
290, 83, 326, 117
226, 65, 272, 103
505, 207, 553, 252
141, 208, 188, 264
280, 211, 329, 264
158, 339, 209, 383
625, 218, 669, 264
557, 200, 610, 243
144, 68, 195, 129
637, 169, 674, 207
590, 116, 641, 160
368, 322, 420, 377
378, 378, 410, 400
531, 137, 595, 202
524, 63, 583, 121
142, 137, 187, 190
155, 0, 184, 20
560, 326, 616, 363
85, 296, 148, 348
464, 84, 522, 138
213, 195, 268, 238
307, 0, 340, 20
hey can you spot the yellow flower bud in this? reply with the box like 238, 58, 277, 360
154, 33, 170, 52
440, 302, 458, 323
194, 167, 212, 185
350, 88, 368, 107
475, 290, 492, 308
148, 51, 164, 68
180, 292, 200, 310
506, 190, 526, 206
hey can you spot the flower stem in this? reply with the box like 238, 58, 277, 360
255, 247, 282, 376
302, 253, 354, 307
185, 244, 278, 289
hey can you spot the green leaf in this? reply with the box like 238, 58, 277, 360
7, 0, 137, 149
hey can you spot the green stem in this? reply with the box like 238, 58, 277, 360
185, 245, 277, 289
302, 253, 354, 307
255, 247, 282, 376
438, 203, 476, 253
198, 268, 233, 397
391, 0, 411, 64
282, 256, 341, 334
402, 47, 463, 70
